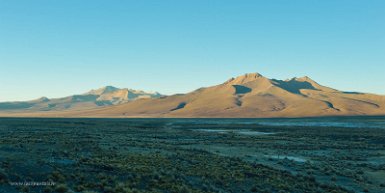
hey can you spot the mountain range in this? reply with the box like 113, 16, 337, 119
0, 86, 163, 112
1, 72, 385, 117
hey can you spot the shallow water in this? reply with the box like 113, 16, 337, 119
267, 155, 307, 163
165, 116, 385, 129
197, 129, 274, 135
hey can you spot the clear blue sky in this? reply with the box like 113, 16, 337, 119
0, 0, 384, 101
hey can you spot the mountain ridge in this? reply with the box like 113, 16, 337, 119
1, 72, 384, 117
0, 86, 164, 112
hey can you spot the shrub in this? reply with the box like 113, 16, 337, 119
55, 184, 69, 193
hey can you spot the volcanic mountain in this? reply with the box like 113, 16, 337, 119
1, 73, 384, 117
0, 86, 163, 112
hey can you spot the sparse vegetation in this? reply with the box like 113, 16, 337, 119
0, 118, 384, 192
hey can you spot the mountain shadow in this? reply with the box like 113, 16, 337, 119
171, 102, 187, 111
232, 85, 252, 95
273, 79, 318, 94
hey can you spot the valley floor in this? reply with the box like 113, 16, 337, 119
0, 118, 384, 193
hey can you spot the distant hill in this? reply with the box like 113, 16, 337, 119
0, 86, 163, 112
1, 73, 385, 117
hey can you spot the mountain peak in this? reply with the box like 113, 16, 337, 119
295, 76, 314, 82
87, 86, 119, 95
242, 72, 264, 78
283, 76, 337, 92
226, 72, 266, 84
31, 96, 50, 102
101, 85, 119, 91
285, 76, 317, 84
